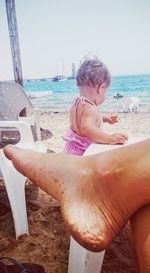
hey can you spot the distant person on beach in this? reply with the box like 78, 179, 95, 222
3, 139, 150, 273
63, 57, 128, 155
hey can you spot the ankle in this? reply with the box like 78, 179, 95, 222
92, 151, 123, 192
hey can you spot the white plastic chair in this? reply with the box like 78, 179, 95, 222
68, 137, 147, 273
0, 120, 47, 239
68, 237, 105, 273
0, 81, 41, 141
122, 96, 139, 112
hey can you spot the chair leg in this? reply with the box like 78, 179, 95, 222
0, 151, 29, 238
34, 108, 41, 141
68, 237, 105, 273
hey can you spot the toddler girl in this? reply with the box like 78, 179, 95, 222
63, 58, 128, 155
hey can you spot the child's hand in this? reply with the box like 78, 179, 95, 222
108, 115, 119, 124
109, 133, 128, 144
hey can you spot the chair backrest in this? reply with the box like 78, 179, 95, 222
122, 96, 139, 107
0, 81, 33, 121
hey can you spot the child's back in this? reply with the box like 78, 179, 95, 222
70, 96, 102, 136
63, 97, 98, 155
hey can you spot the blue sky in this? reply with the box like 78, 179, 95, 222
0, 0, 150, 80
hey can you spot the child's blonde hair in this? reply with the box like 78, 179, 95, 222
76, 57, 111, 88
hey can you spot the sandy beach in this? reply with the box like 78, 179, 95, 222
0, 111, 150, 273
41, 111, 150, 153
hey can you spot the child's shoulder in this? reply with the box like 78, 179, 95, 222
83, 103, 99, 116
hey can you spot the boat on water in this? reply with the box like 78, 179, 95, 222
113, 93, 124, 99
53, 58, 68, 82
52, 75, 67, 82
40, 78, 47, 81
28, 90, 53, 99
67, 76, 76, 80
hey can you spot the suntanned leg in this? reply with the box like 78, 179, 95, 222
3, 139, 150, 252
128, 221, 140, 273
130, 206, 150, 273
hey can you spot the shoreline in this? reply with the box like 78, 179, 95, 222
42, 109, 150, 112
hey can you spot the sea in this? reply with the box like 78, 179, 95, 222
24, 74, 150, 113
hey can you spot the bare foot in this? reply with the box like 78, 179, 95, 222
3, 142, 150, 252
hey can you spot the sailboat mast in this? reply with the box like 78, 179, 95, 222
61, 57, 64, 76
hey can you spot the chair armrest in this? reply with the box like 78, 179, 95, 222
0, 121, 34, 148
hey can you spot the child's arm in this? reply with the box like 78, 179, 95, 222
81, 109, 128, 144
103, 115, 119, 124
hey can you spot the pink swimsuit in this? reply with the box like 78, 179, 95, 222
63, 96, 103, 155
